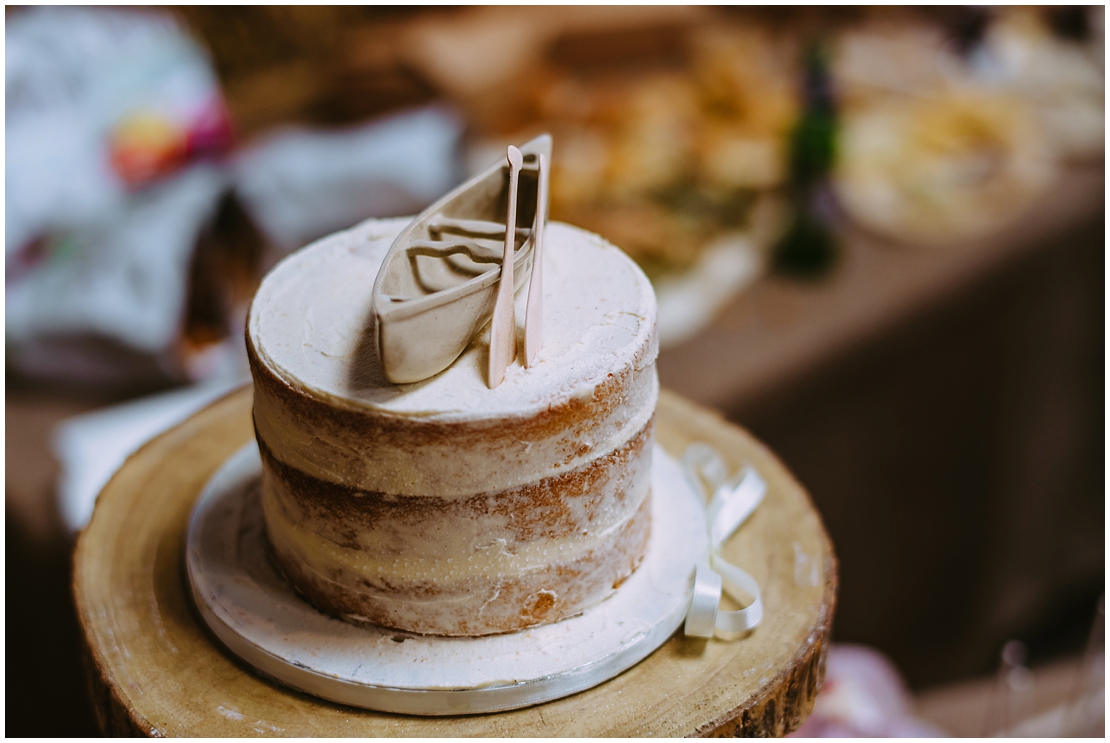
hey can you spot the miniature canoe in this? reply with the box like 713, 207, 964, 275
372, 134, 551, 384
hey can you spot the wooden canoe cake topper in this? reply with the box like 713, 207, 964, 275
372, 134, 552, 388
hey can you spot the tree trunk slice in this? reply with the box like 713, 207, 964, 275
73, 387, 837, 737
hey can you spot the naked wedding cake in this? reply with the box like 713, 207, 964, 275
246, 217, 659, 636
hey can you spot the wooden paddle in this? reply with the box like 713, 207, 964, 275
524, 152, 548, 368
488, 145, 522, 388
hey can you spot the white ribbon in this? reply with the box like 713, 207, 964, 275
682, 443, 766, 638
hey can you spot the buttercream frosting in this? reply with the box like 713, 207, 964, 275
247, 216, 659, 635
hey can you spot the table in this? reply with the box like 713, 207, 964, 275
72, 388, 836, 736
659, 164, 1105, 415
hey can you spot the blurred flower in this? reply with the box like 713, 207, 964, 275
109, 111, 189, 186
790, 644, 945, 737
6, 6, 232, 257
109, 100, 234, 188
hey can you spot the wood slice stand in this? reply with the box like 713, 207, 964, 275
74, 387, 837, 737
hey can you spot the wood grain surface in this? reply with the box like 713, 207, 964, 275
73, 387, 837, 736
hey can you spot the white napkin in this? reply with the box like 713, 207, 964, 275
53, 375, 249, 533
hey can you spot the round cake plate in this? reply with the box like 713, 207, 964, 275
186, 442, 708, 716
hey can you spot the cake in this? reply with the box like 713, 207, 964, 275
246, 216, 658, 636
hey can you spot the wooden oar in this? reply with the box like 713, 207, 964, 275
488, 145, 522, 388
524, 152, 548, 367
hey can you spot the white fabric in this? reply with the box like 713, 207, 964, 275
654, 235, 763, 348
7, 165, 227, 358
53, 375, 248, 533
233, 107, 463, 251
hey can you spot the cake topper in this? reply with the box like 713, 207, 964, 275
372, 134, 552, 387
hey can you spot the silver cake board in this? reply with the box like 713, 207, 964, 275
186, 442, 707, 716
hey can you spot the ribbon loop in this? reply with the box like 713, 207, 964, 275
682, 445, 766, 639
684, 561, 723, 638
683, 443, 729, 502
710, 554, 763, 633
707, 467, 765, 546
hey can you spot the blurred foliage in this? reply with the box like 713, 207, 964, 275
774, 42, 839, 279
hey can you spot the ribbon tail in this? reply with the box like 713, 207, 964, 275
684, 560, 722, 638
710, 553, 763, 633
707, 467, 766, 546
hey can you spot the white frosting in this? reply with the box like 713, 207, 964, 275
264, 476, 646, 587
262, 426, 652, 584
250, 218, 657, 421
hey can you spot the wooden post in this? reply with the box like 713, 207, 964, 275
74, 387, 836, 737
